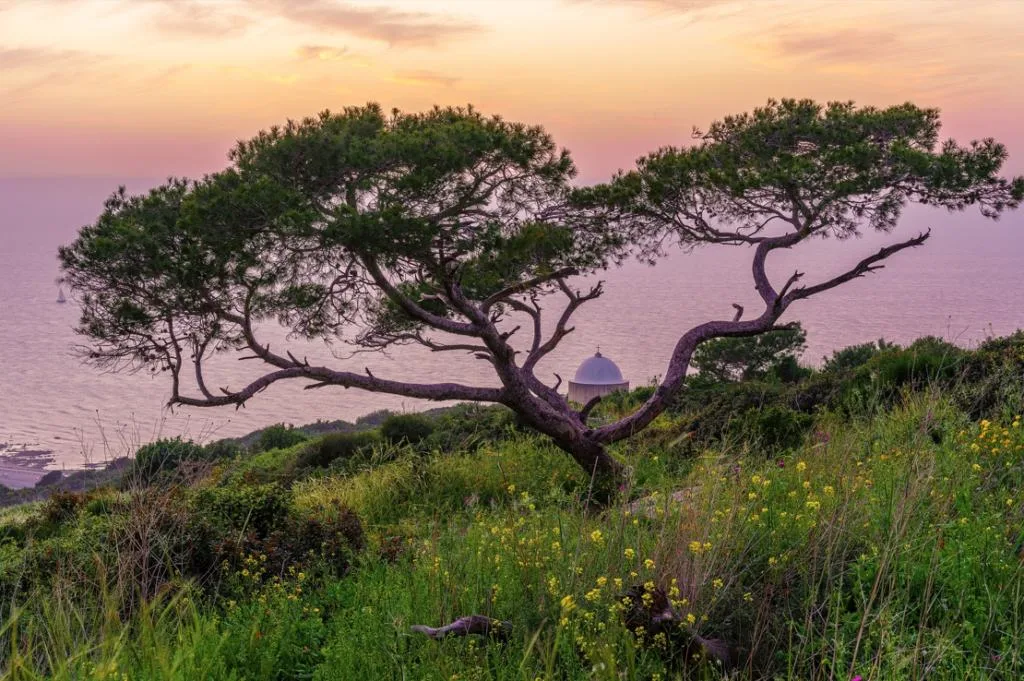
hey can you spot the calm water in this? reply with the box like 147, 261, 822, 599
2, 178, 1023, 467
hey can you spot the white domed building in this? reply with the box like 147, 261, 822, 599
568, 350, 629, 404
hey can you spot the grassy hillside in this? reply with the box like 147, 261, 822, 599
1, 334, 1023, 680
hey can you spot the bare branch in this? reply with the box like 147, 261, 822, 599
481, 266, 578, 311
361, 255, 479, 337
578, 395, 603, 421
522, 280, 603, 375
170, 363, 505, 408
784, 230, 931, 304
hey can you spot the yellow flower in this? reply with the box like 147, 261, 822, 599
688, 540, 703, 555
743, 592, 753, 602
686, 613, 696, 624
590, 529, 604, 544
712, 578, 724, 589
644, 558, 656, 570
560, 595, 576, 612
796, 461, 807, 472
971, 463, 982, 472
624, 548, 636, 560
823, 485, 835, 495
596, 576, 608, 587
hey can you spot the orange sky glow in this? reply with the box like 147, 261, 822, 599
2, 0, 1023, 180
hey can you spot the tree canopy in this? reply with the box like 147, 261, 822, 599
60, 99, 1023, 486
692, 323, 807, 383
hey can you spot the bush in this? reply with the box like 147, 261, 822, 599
132, 437, 208, 484
727, 404, 813, 452
253, 424, 309, 453
190, 482, 288, 537
40, 490, 86, 525
822, 338, 896, 373
380, 413, 435, 447
204, 439, 243, 460
692, 322, 807, 383
294, 430, 381, 471
426, 404, 519, 451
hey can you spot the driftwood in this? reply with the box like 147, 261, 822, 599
411, 615, 512, 642
620, 584, 735, 670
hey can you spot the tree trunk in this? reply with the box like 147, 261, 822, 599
556, 434, 625, 501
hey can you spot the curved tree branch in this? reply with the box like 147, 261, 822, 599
593, 229, 930, 444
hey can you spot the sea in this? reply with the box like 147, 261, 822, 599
2, 177, 1023, 469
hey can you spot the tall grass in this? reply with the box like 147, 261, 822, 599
1, 395, 1022, 680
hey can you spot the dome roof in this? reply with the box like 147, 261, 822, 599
572, 351, 625, 385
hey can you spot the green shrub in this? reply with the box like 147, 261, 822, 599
426, 403, 519, 451
190, 483, 287, 536
822, 338, 896, 373
295, 430, 381, 471
219, 504, 365, 583
727, 404, 813, 452
253, 423, 308, 453
203, 439, 243, 460
40, 490, 87, 524
380, 413, 435, 446
132, 437, 208, 484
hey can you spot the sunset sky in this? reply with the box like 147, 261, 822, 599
3, 0, 1023, 181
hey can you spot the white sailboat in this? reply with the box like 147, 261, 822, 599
56, 287, 67, 304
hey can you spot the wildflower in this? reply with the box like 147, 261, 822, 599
712, 578, 724, 589
644, 580, 656, 592
624, 547, 635, 560
688, 540, 703, 555
823, 485, 835, 495
644, 558, 656, 570
686, 612, 696, 624
805, 500, 821, 511
596, 576, 608, 587
796, 461, 807, 472
590, 529, 604, 544
560, 595, 576, 612
972, 463, 982, 472
743, 592, 753, 602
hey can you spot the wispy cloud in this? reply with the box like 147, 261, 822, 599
296, 44, 352, 61
578, 0, 742, 9
388, 68, 458, 87
769, 28, 905, 65
0, 46, 104, 70
148, 1, 252, 37
252, 0, 480, 46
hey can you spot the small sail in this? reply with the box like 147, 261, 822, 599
56, 287, 67, 304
